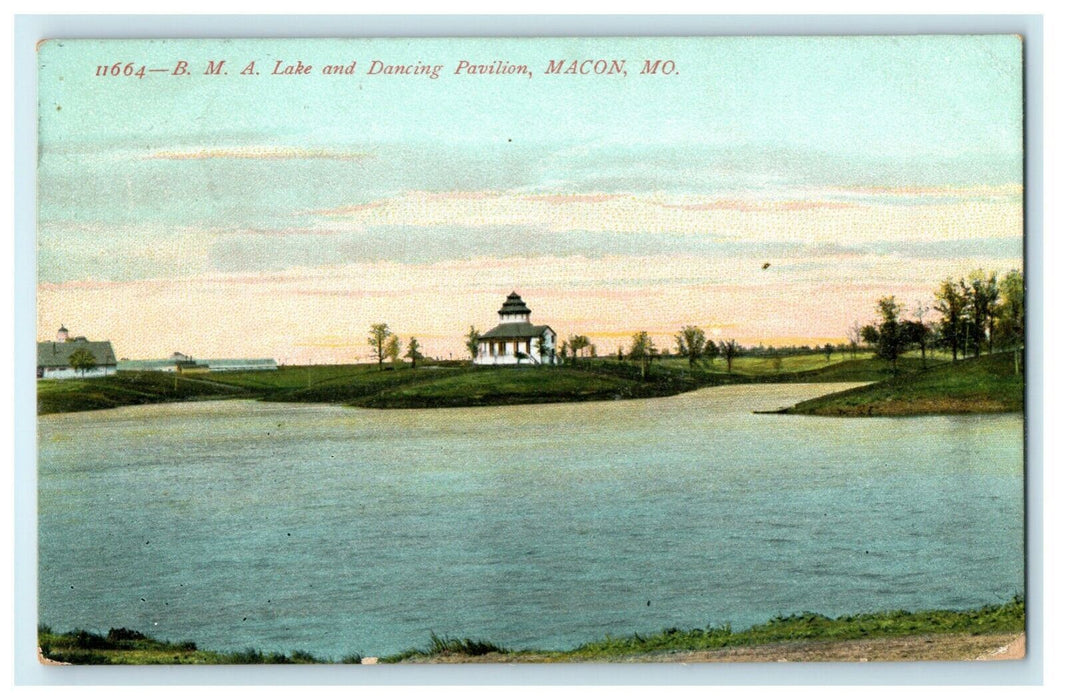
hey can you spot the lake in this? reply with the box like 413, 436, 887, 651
37, 384, 1024, 659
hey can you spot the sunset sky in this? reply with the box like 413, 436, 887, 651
37, 37, 1023, 363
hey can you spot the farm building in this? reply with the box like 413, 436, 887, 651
474, 292, 559, 365
117, 353, 277, 373
37, 326, 117, 379
117, 352, 206, 373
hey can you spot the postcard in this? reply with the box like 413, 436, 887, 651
35, 36, 1025, 665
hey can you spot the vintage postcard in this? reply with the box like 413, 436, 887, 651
35, 36, 1025, 665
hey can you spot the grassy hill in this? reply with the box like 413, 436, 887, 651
353, 366, 654, 409
782, 352, 1023, 416
36, 372, 254, 415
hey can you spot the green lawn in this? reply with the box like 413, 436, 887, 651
660, 351, 877, 375
264, 366, 468, 404
353, 366, 646, 409
784, 351, 1023, 416
203, 364, 383, 391
36, 372, 252, 415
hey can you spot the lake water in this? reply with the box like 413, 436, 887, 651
37, 385, 1024, 659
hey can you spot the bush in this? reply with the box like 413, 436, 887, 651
107, 627, 147, 644
289, 650, 319, 664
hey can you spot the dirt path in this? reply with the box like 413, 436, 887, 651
975, 633, 1026, 661
660, 632, 1027, 663
403, 632, 1027, 663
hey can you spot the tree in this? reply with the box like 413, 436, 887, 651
628, 331, 656, 379
997, 269, 1024, 374
367, 323, 394, 370
934, 280, 965, 361
873, 296, 905, 371
965, 270, 999, 357
568, 335, 591, 363
721, 339, 740, 373
465, 326, 481, 361
846, 321, 862, 358
901, 320, 929, 367
860, 324, 879, 346
68, 348, 97, 376
674, 325, 709, 370
385, 335, 402, 365
997, 269, 1024, 349
911, 301, 930, 367
539, 332, 554, 364
404, 337, 423, 369
704, 339, 719, 367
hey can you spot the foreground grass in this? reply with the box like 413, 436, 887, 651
782, 352, 1023, 417
36, 626, 357, 665
536, 597, 1024, 662
40, 599, 1022, 664
382, 598, 1024, 663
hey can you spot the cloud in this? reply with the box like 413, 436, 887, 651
523, 193, 623, 205
829, 183, 1022, 198
144, 146, 372, 161
305, 188, 1023, 245
658, 199, 858, 212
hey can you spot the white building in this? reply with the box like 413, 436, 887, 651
37, 326, 118, 379
474, 292, 559, 365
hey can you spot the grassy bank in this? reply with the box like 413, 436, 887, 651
39, 598, 1023, 665
36, 372, 255, 415
36, 626, 356, 665
353, 366, 680, 409
781, 352, 1023, 417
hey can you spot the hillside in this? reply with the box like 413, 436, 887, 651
36, 372, 253, 415
781, 352, 1023, 417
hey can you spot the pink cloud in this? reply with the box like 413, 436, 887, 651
417, 190, 501, 201
217, 226, 347, 237
522, 193, 622, 205
145, 146, 371, 161
309, 201, 386, 216
835, 184, 1022, 198
658, 199, 858, 212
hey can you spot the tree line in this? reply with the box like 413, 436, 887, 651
858, 268, 1023, 371
376, 268, 1023, 376
367, 323, 424, 369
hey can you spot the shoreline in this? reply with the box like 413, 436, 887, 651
37, 354, 1018, 418
38, 599, 1026, 665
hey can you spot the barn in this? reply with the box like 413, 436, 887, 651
37, 326, 117, 379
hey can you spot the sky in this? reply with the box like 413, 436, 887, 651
36, 36, 1024, 363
